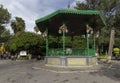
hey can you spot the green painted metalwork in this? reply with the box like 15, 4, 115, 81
48, 48, 95, 56
46, 28, 48, 56
87, 49, 96, 55
62, 30, 65, 56
86, 33, 89, 56
36, 9, 106, 25
35, 9, 106, 57
48, 48, 63, 56
86, 24, 89, 56
93, 35, 96, 55
72, 49, 85, 55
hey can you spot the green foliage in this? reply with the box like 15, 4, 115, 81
65, 37, 72, 47
5, 36, 18, 52
114, 38, 120, 46
0, 4, 11, 42
75, 2, 88, 10
48, 35, 58, 44
1, 29, 10, 37
59, 36, 71, 47
17, 56, 29, 60
34, 26, 39, 34
11, 17, 25, 35
99, 54, 107, 59
5, 32, 44, 55
0, 29, 11, 43
0, 5, 11, 26
72, 36, 86, 48
114, 4, 120, 46
75, 0, 120, 49
75, 0, 117, 28
47, 35, 86, 49
98, 27, 110, 45
115, 11, 120, 27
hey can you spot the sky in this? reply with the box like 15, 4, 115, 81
0, 0, 84, 33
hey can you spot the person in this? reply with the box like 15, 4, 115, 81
0, 52, 3, 60
8, 52, 11, 59
3, 52, 7, 59
11, 55, 15, 60
0, 53, 1, 59
37, 55, 41, 60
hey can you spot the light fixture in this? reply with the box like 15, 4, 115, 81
58, 24, 68, 34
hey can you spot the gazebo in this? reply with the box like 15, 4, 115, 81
36, 9, 106, 67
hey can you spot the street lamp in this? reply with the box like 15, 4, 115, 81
86, 24, 93, 55
58, 24, 68, 34
42, 31, 47, 38
58, 24, 68, 55
86, 24, 99, 56
42, 30, 48, 56
94, 31, 99, 55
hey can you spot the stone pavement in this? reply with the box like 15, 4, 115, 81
32, 60, 105, 73
0, 60, 120, 83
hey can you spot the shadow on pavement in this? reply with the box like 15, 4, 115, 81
89, 60, 120, 82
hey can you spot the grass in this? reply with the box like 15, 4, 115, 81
17, 56, 29, 60
98, 54, 107, 59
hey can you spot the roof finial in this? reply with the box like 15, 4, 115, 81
67, 0, 70, 9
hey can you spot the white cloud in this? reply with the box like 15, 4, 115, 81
0, 0, 85, 32
0, 0, 39, 32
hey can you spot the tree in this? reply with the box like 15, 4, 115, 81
11, 17, 25, 36
75, 0, 116, 26
0, 4, 11, 42
34, 26, 39, 34
75, 2, 88, 10
0, 5, 11, 30
0, 29, 11, 42
75, 0, 120, 62
75, 0, 117, 47
114, 1, 120, 47
5, 32, 44, 55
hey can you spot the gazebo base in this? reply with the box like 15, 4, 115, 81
45, 56, 97, 68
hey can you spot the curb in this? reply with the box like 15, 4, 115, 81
32, 67, 102, 74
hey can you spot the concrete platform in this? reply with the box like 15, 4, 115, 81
45, 56, 97, 68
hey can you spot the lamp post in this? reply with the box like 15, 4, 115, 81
86, 25, 100, 56
86, 24, 93, 56
58, 24, 68, 56
94, 31, 99, 55
43, 29, 48, 56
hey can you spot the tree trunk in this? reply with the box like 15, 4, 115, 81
107, 29, 115, 63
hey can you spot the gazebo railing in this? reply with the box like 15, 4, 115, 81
48, 48, 95, 56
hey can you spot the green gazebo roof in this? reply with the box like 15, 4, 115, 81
36, 9, 106, 35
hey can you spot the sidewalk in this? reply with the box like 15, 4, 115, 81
0, 60, 12, 65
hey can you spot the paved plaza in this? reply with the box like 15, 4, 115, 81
0, 60, 120, 83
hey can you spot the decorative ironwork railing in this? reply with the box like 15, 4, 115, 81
48, 48, 95, 56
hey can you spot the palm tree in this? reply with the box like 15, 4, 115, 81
11, 17, 25, 36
